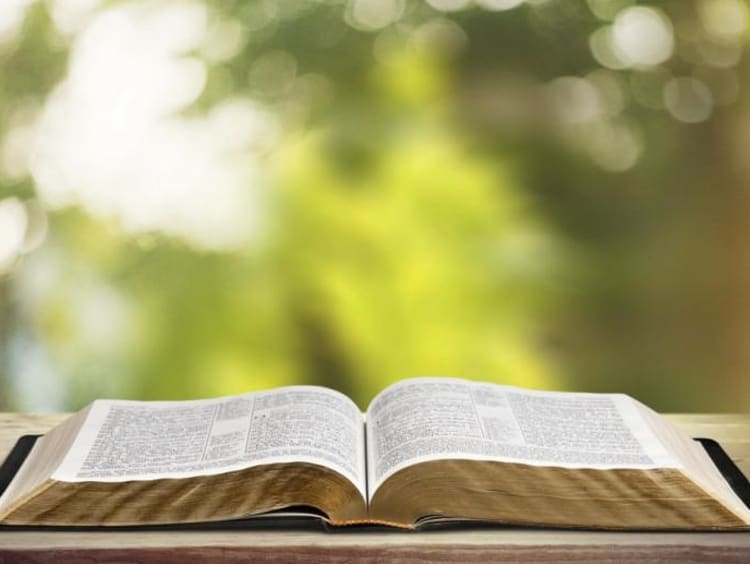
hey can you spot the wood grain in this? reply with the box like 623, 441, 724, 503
0, 413, 749, 563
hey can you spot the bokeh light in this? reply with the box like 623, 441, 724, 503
611, 6, 674, 68
663, 77, 714, 123
0, 198, 28, 273
346, 0, 405, 31
0, 0, 35, 43
1, 0, 749, 414
28, 2, 278, 250
426, 0, 472, 12
476, 0, 525, 12
586, 0, 634, 22
697, 0, 749, 41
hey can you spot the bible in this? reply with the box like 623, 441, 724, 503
1, 377, 749, 530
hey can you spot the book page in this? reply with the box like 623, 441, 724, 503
52, 386, 367, 498
366, 377, 680, 497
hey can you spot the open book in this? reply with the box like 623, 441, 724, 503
1, 377, 749, 529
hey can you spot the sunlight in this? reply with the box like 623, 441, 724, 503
29, 1, 278, 250
0, 0, 34, 44
612, 6, 673, 68
0, 197, 27, 273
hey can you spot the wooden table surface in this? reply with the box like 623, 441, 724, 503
0, 413, 749, 563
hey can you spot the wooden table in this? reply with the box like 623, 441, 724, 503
0, 413, 749, 563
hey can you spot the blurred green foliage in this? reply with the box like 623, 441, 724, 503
1, 0, 749, 412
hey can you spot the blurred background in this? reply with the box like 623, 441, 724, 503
1, 0, 749, 413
